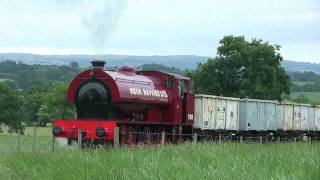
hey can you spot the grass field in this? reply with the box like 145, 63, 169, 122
0, 128, 320, 180
0, 78, 13, 82
292, 81, 315, 86
290, 92, 320, 104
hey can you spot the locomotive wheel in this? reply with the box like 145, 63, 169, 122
126, 126, 137, 146
143, 127, 152, 145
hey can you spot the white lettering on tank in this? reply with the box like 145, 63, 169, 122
129, 88, 168, 98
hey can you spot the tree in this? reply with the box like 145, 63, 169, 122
70, 61, 79, 68
23, 89, 46, 126
37, 82, 75, 125
0, 83, 24, 132
1, 79, 18, 89
190, 35, 291, 100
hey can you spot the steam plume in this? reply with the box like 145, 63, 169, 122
81, 0, 127, 52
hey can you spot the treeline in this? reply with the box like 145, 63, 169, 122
0, 60, 80, 90
0, 61, 78, 132
0, 81, 76, 132
288, 71, 320, 92
137, 63, 185, 74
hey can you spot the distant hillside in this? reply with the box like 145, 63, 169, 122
282, 61, 320, 73
0, 53, 208, 70
0, 53, 319, 72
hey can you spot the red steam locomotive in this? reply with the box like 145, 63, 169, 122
52, 60, 195, 145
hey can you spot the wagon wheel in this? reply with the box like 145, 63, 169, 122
126, 126, 137, 146
143, 127, 152, 145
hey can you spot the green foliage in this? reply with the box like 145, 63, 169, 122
0, 61, 79, 126
23, 89, 47, 125
24, 82, 70, 126
0, 60, 80, 90
190, 35, 291, 100
0, 83, 24, 131
137, 63, 184, 74
70, 61, 79, 68
289, 92, 320, 105
293, 94, 310, 104
291, 83, 320, 92
288, 71, 320, 92
13, 81, 76, 126
288, 71, 319, 82
0, 79, 18, 89
37, 82, 75, 124
292, 81, 314, 86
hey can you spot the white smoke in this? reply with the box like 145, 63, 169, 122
30, 0, 127, 53
81, 0, 127, 52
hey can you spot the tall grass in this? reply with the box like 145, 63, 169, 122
2, 140, 320, 179
1, 127, 320, 180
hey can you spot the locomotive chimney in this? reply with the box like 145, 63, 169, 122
90, 60, 106, 69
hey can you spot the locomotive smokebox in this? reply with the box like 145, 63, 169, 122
91, 60, 106, 69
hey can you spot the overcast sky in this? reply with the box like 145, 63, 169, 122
0, 0, 319, 62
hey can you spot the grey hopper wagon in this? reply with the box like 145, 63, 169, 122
277, 103, 320, 131
239, 98, 278, 131
194, 94, 240, 131
316, 106, 320, 131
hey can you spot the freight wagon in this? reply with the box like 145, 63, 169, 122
194, 97, 320, 138
277, 103, 320, 133
194, 94, 239, 131
239, 98, 278, 132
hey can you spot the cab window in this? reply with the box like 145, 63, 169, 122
166, 77, 175, 88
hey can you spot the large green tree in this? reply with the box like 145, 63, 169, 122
0, 83, 24, 132
191, 36, 290, 100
